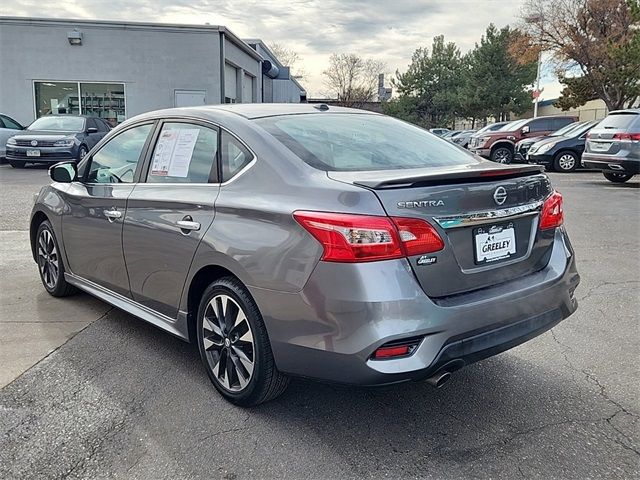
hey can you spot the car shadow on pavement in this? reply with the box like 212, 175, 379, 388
1, 306, 637, 479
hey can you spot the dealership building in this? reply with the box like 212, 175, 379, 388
0, 17, 307, 127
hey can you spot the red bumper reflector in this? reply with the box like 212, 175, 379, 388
373, 345, 411, 359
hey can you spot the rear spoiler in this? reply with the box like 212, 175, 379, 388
328, 164, 544, 189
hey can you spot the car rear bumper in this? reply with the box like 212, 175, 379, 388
581, 153, 640, 174
251, 227, 579, 385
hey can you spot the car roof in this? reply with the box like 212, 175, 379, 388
37, 114, 91, 119
184, 103, 378, 119
608, 108, 640, 115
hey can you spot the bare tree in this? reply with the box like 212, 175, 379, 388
269, 43, 307, 80
512, 0, 640, 110
323, 53, 386, 107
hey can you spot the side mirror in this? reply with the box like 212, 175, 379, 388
49, 161, 78, 183
521, 125, 530, 135
87, 127, 98, 133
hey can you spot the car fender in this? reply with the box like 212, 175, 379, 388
491, 139, 516, 151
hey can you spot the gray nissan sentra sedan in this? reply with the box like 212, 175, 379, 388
31, 104, 580, 406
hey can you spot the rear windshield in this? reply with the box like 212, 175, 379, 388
255, 113, 478, 171
597, 112, 639, 130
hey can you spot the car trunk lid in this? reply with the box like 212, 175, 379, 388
328, 164, 555, 298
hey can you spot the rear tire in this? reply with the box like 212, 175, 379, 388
36, 221, 77, 297
553, 151, 578, 172
490, 146, 513, 164
10, 161, 26, 168
196, 276, 289, 406
603, 172, 633, 183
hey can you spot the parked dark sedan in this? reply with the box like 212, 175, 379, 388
514, 121, 583, 162
527, 121, 598, 172
6, 115, 110, 168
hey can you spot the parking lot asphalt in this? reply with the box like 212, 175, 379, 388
0, 163, 638, 479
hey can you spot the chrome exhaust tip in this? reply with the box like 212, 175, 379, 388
425, 371, 452, 388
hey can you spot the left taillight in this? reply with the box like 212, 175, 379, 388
293, 211, 444, 263
540, 191, 564, 230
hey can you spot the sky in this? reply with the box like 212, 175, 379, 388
1, 0, 563, 100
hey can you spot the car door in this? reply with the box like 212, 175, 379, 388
61, 122, 155, 297
84, 118, 104, 149
122, 120, 221, 318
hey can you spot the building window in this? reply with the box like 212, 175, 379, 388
80, 83, 126, 127
34, 81, 126, 126
34, 82, 80, 117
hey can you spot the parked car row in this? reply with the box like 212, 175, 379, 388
2, 114, 111, 168
463, 109, 639, 183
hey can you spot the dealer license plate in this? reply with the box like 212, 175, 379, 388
26, 150, 41, 157
474, 223, 516, 264
590, 142, 611, 152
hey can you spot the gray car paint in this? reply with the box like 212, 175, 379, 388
30, 104, 580, 386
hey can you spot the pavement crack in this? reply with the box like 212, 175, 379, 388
576, 280, 640, 302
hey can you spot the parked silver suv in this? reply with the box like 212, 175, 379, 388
582, 109, 640, 183
31, 104, 580, 406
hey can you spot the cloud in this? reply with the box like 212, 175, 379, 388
1, 0, 562, 98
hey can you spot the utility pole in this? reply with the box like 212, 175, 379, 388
533, 50, 542, 118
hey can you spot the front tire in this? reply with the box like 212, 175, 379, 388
490, 146, 513, 164
10, 161, 26, 168
603, 172, 634, 183
553, 151, 578, 172
36, 221, 77, 297
78, 145, 88, 160
197, 277, 289, 406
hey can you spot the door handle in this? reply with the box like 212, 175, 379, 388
176, 220, 201, 232
104, 209, 122, 222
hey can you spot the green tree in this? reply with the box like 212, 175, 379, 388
390, 35, 464, 128
461, 25, 537, 123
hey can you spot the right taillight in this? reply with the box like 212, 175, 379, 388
613, 132, 640, 141
540, 191, 564, 230
293, 211, 444, 263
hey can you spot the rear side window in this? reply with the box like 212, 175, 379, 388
221, 131, 253, 182
147, 122, 219, 184
597, 113, 639, 130
255, 114, 478, 171
529, 118, 551, 132
552, 117, 574, 130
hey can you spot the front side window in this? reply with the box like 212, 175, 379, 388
255, 113, 478, 172
147, 122, 218, 184
86, 123, 152, 183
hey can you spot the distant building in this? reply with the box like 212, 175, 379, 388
244, 39, 307, 103
517, 98, 609, 122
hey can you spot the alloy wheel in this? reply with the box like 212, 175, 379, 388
38, 229, 59, 289
558, 153, 575, 171
493, 148, 512, 164
202, 294, 255, 392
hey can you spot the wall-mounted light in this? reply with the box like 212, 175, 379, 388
67, 29, 83, 45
